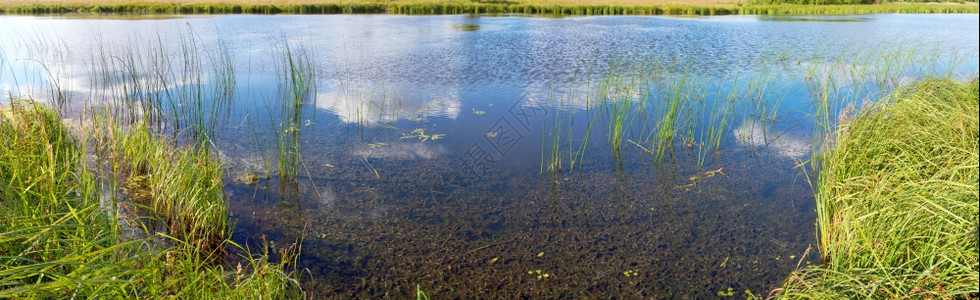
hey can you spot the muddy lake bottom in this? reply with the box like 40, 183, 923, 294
225, 138, 816, 298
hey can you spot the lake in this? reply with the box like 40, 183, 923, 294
1, 13, 977, 298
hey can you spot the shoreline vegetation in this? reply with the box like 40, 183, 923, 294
776, 78, 979, 298
0, 0, 977, 15
0, 100, 305, 297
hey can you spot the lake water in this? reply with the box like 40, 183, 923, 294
1, 13, 977, 298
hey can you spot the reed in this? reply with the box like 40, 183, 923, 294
537, 58, 743, 169
93, 112, 227, 256
742, 54, 789, 122
776, 78, 979, 298
1, 99, 304, 298
86, 28, 236, 147
79, 33, 238, 254
649, 66, 695, 161
537, 76, 599, 175
598, 62, 649, 154
696, 81, 735, 165
171, 32, 237, 146
799, 43, 965, 159
541, 85, 566, 174
272, 41, 316, 183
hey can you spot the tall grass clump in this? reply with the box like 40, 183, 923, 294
1, 100, 304, 298
539, 67, 600, 175
776, 78, 979, 298
647, 66, 707, 162
88, 29, 235, 147
598, 62, 650, 155
272, 42, 316, 183
114, 122, 228, 255
0, 99, 139, 297
131, 237, 305, 299
802, 44, 970, 157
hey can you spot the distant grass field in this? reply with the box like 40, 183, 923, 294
2, 0, 736, 6
0, 0, 976, 15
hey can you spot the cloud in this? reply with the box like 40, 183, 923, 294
733, 120, 810, 159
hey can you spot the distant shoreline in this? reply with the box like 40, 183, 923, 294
1, 1, 976, 16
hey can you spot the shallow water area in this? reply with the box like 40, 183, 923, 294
1, 13, 977, 298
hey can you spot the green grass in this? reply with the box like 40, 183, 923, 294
541, 84, 573, 175
0, 100, 132, 297
83, 31, 238, 254
0, 1, 975, 15
539, 65, 602, 175
107, 121, 229, 255
776, 78, 979, 298
734, 3, 976, 14
273, 41, 316, 183
598, 62, 648, 155
0, 99, 304, 298
87, 29, 236, 146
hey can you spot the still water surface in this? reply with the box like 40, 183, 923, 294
1, 13, 977, 298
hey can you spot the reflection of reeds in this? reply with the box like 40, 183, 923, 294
246, 112, 273, 178
538, 43, 973, 173
598, 62, 649, 155
91, 109, 227, 256
88, 28, 236, 147
1, 28, 309, 297
334, 59, 405, 141
541, 85, 565, 174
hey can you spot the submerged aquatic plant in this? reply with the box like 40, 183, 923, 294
598, 62, 650, 155
541, 80, 597, 175
97, 113, 228, 256
401, 128, 445, 141
87, 28, 236, 147
416, 284, 431, 300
